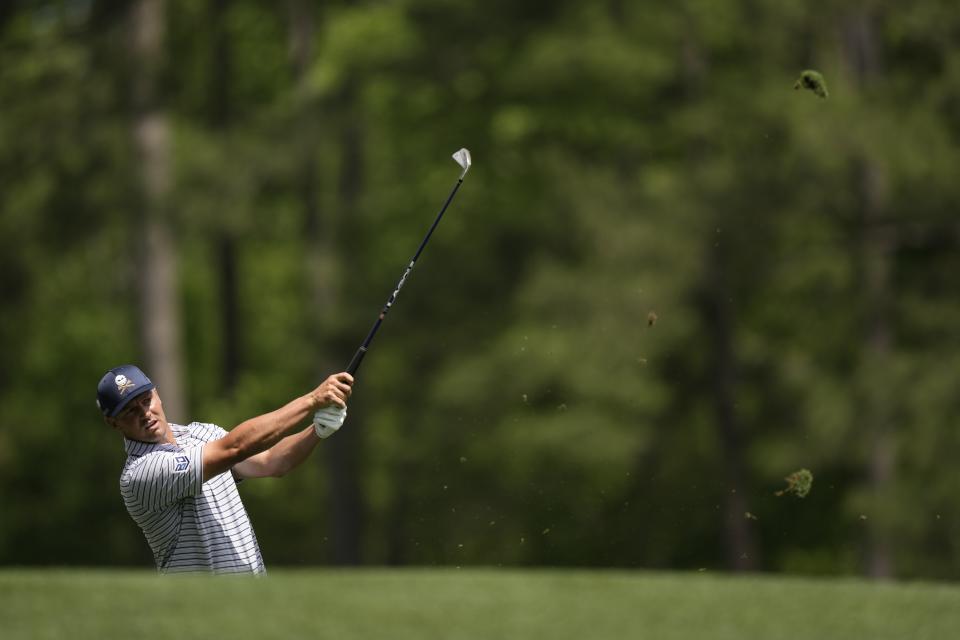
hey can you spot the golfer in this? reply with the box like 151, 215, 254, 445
97, 364, 353, 574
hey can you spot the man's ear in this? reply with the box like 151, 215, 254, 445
104, 416, 119, 431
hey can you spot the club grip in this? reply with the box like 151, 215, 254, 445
346, 346, 367, 376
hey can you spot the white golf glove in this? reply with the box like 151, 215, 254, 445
313, 405, 347, 439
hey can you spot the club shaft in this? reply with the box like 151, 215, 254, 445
346, 177, 465, 376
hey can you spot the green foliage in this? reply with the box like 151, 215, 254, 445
1, 0, 960, 580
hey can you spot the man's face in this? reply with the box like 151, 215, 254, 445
107, 389, 171, 444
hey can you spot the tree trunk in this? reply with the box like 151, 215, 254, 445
681, 23, 757, 572
843, 9, 896, 580
324, 86, 366, 565
287, 0, 365, 565
130, 0, 186, 421
702, 244, 759, 571
0, 3, 14, 30
289, 0, 337, 317
861, 162, 895, 580
209, 0, 241, 394
217, 232, 240, 391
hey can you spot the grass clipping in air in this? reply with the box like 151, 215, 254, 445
775, 468, 814, 498
794, 70, 828, 98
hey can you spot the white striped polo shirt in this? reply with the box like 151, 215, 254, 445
120, 422, 265, 575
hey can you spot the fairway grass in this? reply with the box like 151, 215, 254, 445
1, 568, 958, 639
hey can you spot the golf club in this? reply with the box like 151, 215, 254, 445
345, 148, 472, 377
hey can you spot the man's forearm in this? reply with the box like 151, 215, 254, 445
204, 374, 349, 482
224, 395, 317, 463
267, 426, 321, 477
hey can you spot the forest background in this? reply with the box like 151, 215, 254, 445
1, 0, 959, 581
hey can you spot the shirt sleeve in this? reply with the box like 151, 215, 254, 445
191, 422, 229, 442
191, 422, 238, 484
120, 445, 204, 512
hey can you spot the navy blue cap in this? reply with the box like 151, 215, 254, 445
96, 365, 154, 417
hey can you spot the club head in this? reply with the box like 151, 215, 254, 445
452, 148, 472, 179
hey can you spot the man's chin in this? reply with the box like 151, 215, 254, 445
132, 422, 165, 443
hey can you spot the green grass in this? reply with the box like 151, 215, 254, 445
1, 568, 958, 639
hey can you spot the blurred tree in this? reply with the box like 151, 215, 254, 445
1, 0, 960, 579
287, 0, 347, 566
0, 1, 151, 565
207, 0, 243, 394
680, 11, 758, 572
130, 0, 187, 421
841, 5, 895, 580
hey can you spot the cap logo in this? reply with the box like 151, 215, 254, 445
115, 374, 136, 396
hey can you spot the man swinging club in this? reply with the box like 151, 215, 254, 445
97, 364, 353, 574
97, 148, 471, 574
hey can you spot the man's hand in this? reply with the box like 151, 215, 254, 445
309, 372, 352, 439
309, 372, 354, 410
313, 405, 347, 439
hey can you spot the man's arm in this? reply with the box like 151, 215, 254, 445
202, 373, 352, 482
231, 426, 320, 479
